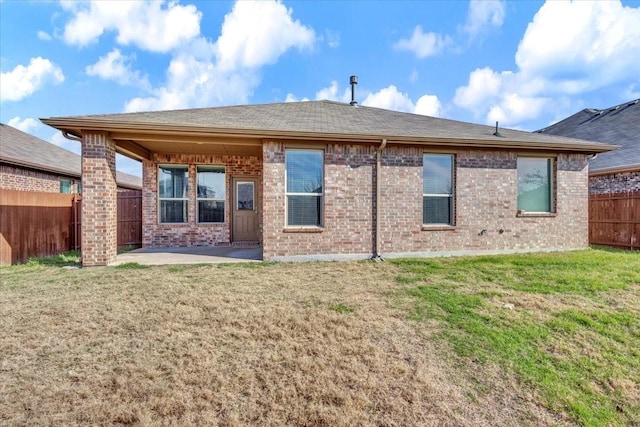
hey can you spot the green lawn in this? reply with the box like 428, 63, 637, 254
1, 248, 638, 425
393, 248, 640, 427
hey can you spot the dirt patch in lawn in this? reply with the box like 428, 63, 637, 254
2, 261, 559, 426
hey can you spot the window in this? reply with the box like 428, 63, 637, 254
517, 157, 553, 213
60, 179, 72, 194
423, 154, 454, 225
197, 166, 225, 223
286, 149, 323, 226
158, 165, 188, 223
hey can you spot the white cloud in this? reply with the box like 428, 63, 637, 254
124, 52, 260, 112
284, 93, 309, 102
8, 117, 40, 133
86, 49, 150, 89
0, 57, 64, 102
453, 67, 505, 110
454, 0, 640, 127
122, 1, 316, 112
362, 85, 414, 112
215, 0, 315, 72
463, 0, 505, 37
314, 80, 351, 102
37, 30, 52, 41
487, 94, 548, 124
362, 85, 442, 117
394, 26, 450, 58
414, 95, 442, 117
60, 0, 201, 52
515, 0, 640, 91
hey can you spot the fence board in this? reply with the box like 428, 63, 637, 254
1, 189, 142, 265
0, 190, 75, 265
589, 191, 640, 250
71, 191, 142, 250
117, 190, 142, 248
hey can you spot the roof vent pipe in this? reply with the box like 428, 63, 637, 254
493, 121, 502, 137
350, 75, 358, 106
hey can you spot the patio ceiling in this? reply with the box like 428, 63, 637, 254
109, 129, 263, 160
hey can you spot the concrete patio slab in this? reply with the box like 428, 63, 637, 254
112, 246, 263, 266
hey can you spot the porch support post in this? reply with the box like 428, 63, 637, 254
81, 131, 117, 266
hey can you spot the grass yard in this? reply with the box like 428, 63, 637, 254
1, 248, 638, 426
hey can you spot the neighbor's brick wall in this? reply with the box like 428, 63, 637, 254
0, 164, 79, 193
262, 142, 590, 259
263, 141, 376, 258
81, 132, 118, 266
589, 171, 640, 194
142, 153, 262, 247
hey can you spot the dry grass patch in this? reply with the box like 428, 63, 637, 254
1, 260, 553, 426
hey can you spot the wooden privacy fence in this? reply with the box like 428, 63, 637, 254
70, 190, 143, 251
1, 189, 142, 265
589, 191, 640, 250
1, 190, 75, 265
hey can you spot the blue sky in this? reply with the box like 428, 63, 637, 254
2, 0, 639, 177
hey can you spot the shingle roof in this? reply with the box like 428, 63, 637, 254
42, 100, 616, 153
536, 99, 640, 172
0, 123, 142, 189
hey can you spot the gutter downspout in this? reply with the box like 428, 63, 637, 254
62, 131, 82, 142
374, 139, 387, 261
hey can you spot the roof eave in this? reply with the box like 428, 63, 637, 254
40, 117, 618, 154
589, 164, 640, 176
1, 156, 79, 179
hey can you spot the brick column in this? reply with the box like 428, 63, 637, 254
81, 132, 117, 266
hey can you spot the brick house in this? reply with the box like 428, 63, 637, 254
41, 101, 615, 266
0, 123, 141, 193
536, 99, 639, 194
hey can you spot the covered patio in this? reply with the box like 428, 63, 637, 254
112, 245, 263, 266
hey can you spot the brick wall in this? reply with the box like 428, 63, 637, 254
142, 153, 262, 247
589, 171, 640, 194
0, 164, 79, 193
81, 132, 117, 266
262, 141, 377, 259
262, 142, 590, 260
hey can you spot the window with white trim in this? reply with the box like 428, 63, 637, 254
517, 157, 554, 213
197, 166, 225, 223
286, 149, 323, 226
423, 154, 455, 225
158, 165, 188, 223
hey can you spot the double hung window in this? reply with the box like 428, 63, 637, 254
158, 165, 188, 223
197, 166, 225, 223
423, 154, 455, 225
285, 149, 323, 226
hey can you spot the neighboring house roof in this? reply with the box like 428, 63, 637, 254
41, 100, 616, 160
0, 123, 142, 189
536, 99, 640, 174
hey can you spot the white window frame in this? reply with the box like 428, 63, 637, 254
196, 165, 226, 224
158, 164, 189, 224
285, 149, 324, 227
423, 153, 455, 226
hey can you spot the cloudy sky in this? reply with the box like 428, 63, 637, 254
1, 0, 639, 176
